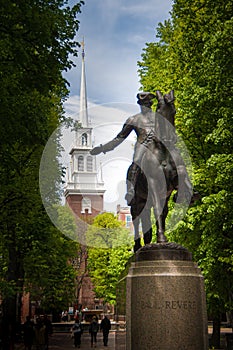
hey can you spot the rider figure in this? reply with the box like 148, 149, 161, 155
90, 91, 193, 206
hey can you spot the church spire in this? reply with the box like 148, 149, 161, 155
65, 39, 105, 217
79, 39, 88, 127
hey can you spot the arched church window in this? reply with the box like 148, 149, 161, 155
78, 155, 84, 171
87, 156, 93, 172
81, 197, 92, 214
81, 133, 88, 146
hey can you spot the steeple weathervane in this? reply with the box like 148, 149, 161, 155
79, 37, 88, 127
81, 38, 85, 59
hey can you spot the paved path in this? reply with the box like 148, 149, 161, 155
15, 326, 232, 350
49, 331, 126, 350
14, 331, 126, 350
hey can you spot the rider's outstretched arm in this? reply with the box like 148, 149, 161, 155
90, 118, 134, 155
90, 136, 124, 155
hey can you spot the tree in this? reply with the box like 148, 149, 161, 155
23, 204, 81, 319
54, 204, 89, 307
138, 0, 233, 347
0, 0, 84, 348
87, 213, 134, 305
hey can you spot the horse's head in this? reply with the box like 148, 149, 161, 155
156, 90, 176, 126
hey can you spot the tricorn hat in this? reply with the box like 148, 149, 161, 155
137, 92, 156, 101
137, 92, 156, 106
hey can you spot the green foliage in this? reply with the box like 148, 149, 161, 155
138, 0, 233, 322
0, 0, 84, 326
87, 213, 134, 304
86, 212, 132, 249
24, 226, 78, 312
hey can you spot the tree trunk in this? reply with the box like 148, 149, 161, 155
211, 315, 221, 349
2, 235, 24, 350
2, 296, 17, 350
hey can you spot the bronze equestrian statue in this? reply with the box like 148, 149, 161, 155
90, 90, 197, 251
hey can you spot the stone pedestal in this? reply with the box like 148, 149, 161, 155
126, 243, 208, 350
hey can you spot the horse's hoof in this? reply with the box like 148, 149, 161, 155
125, 193, 136, 206
157, 233, 167, 243
134, 239, 141, 252
143, 229, 152, 245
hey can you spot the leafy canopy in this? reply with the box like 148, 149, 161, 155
87, 213, 134, 305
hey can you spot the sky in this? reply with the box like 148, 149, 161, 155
61, 0, 174, 213
65, 0, 173, 103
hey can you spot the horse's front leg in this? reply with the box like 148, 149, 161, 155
141, 208, 152, 245
150, 191, 167, 243
156, 217, 167, 243
132, 214, 142, 252
154, 201, 167, 243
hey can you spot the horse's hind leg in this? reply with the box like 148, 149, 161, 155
141, 208, 152, 245
144, 228, 152, 245
134, 238, 141, 252
156, 226, 167, 243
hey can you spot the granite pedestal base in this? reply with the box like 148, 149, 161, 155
126, 243, 208, 350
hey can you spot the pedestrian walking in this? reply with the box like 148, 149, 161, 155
89, 316, 99, 348
71, 318, 83, 348
42, 314, 53, 350
34, 317, 46, 350
100, 315, 111, 347
61, 310, 68, 322
23, 316, 34, 350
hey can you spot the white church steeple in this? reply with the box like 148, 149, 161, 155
65, 40, 105, 217
79, 39, 88, 128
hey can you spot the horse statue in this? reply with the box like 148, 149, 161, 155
128, 90, 198, 251
90, 90, 195, 252
127, 90, 173, 251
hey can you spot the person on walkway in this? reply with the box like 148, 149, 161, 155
42, 314, 53, 350
71, 318, 83, 348
89, 316, 99, 348
23, 316, 34, 350
100, 315, 111, 347
34, 317, 46, 350
61, 310, 68, 322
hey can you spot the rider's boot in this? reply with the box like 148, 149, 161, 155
173, 181, 201, 205
125, 164, 139, 206
173, 165, 194, 205
125, 185, 135, 206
